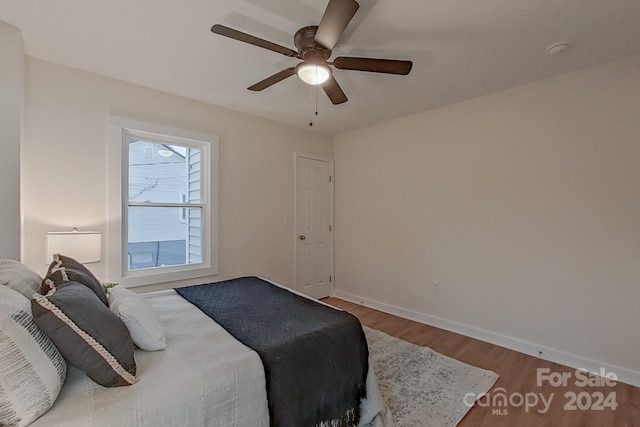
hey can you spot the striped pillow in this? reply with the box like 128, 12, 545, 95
0, 259, 42, 300
0, 285, 67, 427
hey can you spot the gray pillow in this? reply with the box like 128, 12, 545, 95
0, 285, 67, 426
0, 259, 42, 299
42, 254, 108, 305
32, 281, 137, 387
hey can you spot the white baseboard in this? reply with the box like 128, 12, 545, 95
334, 290, 640, 388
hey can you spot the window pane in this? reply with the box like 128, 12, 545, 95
128, 206, 203, 270
128, 140, 201, 203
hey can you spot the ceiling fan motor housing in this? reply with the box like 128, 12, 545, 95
295, 26, 331, 62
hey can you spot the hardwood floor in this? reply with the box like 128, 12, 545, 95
322, 297, 640, 427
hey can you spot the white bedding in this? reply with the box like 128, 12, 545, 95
31, 288, 392, 427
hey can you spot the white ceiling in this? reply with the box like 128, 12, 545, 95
2, 0, 640, 136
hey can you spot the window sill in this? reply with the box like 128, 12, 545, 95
113, 264, 218, 288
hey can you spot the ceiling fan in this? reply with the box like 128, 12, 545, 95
211, 0, 413, 105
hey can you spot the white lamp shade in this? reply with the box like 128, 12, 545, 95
46, 230, 102, 264
296, 63, 331, 85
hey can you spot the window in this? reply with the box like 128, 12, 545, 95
108, 118, 218, 287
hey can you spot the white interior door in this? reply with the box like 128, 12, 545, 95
295, 155, 333, 298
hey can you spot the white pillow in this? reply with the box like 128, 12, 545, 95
0, 259, 42, 299
0, 285, 67, 427
108, 287, 166, 351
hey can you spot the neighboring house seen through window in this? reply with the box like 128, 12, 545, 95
127, 139, 201, 270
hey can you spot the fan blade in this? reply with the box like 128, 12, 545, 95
314, 0, 359, 50
211, 24, 298, 58
333, 57, 413, 75
248, 67, 296, 91
322, 75, 348, 104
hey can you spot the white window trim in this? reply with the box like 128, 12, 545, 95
108, 117, 219, 287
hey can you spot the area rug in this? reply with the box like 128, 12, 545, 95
364, 327, 499, 427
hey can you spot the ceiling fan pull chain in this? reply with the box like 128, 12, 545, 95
309, 85, 319, 127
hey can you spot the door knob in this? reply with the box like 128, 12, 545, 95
299, 235, 306, 240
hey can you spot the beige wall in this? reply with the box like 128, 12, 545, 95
22, 58, 332, 291
0, 21, 24, 260
334, 54, 640, 382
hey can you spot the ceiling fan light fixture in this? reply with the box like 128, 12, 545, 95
296, 62, 331, 85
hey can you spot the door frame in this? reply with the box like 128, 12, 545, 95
293, 152, 334, 296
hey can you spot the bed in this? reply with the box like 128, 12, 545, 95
1, 259, 392, 427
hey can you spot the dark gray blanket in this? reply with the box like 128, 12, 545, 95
175, 276, 368, 427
